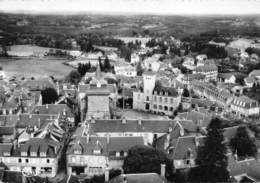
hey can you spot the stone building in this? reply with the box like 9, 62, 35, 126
133, 71, 181, 116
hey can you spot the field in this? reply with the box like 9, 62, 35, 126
0, 57, 74, 79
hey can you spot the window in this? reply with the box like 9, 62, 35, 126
186, 159, 190, 165
164, 106, 168, 111
18, 158, 22, 163
71, 156, 76, 163
165, 98, 168, 103
153, 105, 157, 109
159, 105, 162, 110
46, 159, 50, 163
154, 96, 157, 101
146, 96, 149, 101
159, 97, 162, 102
116, 152, 120, 157
25, 159, 29, 163
171, 98, 173, 104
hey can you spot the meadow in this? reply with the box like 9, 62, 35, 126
0, 57, 74, 79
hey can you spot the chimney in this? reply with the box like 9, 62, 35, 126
38, 118, 41, 128
195, 137, 199, 147
86, 134, 90, 143
138, 119, 142, 125
160, 164, 166, 178
122, 117, 126, 124
105, 167, 109, 182
107, 134, 110, 144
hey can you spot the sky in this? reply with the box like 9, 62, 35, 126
0, 0, 260, 15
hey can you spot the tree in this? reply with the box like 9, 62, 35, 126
123, 145, 174, 181
41, 88, 58, 104
65, 70, 81, 84
104, 56, 111, 72
188, 118, 229, 183
182, 88, 190, 97
136, 62, 143, 76
230, 126, 257, 158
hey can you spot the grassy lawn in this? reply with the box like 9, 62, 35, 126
0, 57, 74, 79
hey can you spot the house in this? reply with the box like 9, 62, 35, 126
228, 155, 260, 182
143, 57, 161, 72
193, 64, 218, 81
218, 73, 236, 84
192, 81, 233, 107
0, 137, 61, 177
195, 54, 207, 66
173, 136, 205, 169
0, 95, 19, 115
180, 73, 206, 89
249, 70, 260, 83
244, 77, 256, 88
0, 114, 58, 133
133, 72, 181, 116
182, 57, 196, 71
21, 78, 56, 91
0, 126, 15, 143
230, 96, 259, 117
114, 62, 137, 77
78, 65, 118, 120
66, 124, 145, 176
31, 104, 75, 128
130, 53, 140, 65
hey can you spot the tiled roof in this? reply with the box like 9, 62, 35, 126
173, 136, 205, 160
195, 64, 218, 72
0, 138, 60, 158
228, 157, 260, 181
0, 126, 14, 136
67, 136, 107, 156
107, 137, 145, 152
176, 111, 211, 127
31, 104, 73, 117
0, 114, 57, 129
88, 119, 175, 133
109, 173, 167, 183
21, 78, 55, 90
153, 86, 179, 97
232, 96, 258, 108
218, 73, 235, 80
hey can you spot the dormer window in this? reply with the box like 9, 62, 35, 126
31, 152, 37, 157
3, 152, 10, 156
93, 149, 101, 155
74, 150, 82, 155
21, 152, 28, 157
40, 152, 46, 157
116, 152, 120, 157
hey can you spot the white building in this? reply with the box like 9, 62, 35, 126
0, 138, 61, 177
133, 72, 181, 116
193, 64, 218, 82
131, 53, 140, 65
114, 62, 137, 77
230, 96, 259, 117
143, 57, 161, 72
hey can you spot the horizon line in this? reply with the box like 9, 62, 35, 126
1, 10, 260, 17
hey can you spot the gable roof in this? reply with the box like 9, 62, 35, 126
173, 136, 205, 160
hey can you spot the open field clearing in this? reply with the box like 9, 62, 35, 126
0, 57, 73, 79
